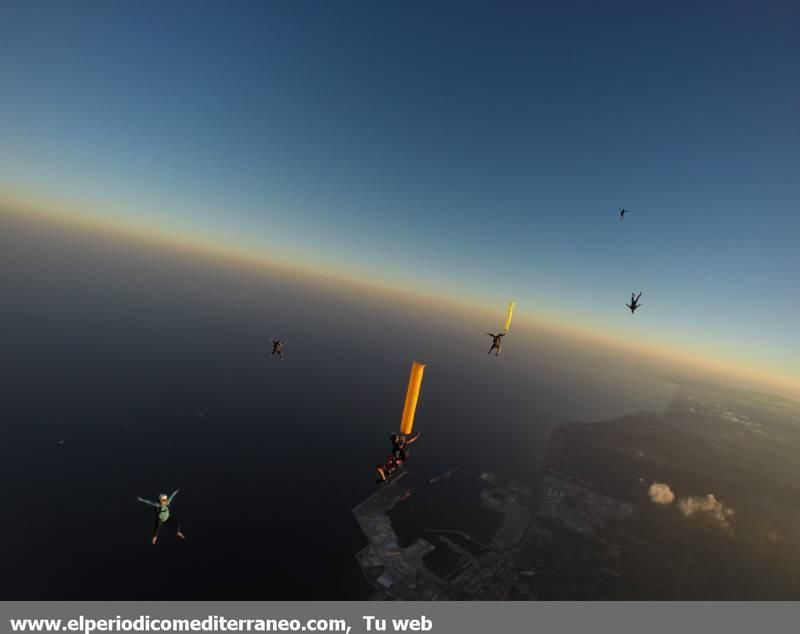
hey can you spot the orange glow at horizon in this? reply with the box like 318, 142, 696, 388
2, 192, 798, 402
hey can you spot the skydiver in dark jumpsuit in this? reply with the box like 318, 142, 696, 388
271, 339, 286, 360
626, 292, 642, 314
376, 433, 421, 483
487, 332, 505, 356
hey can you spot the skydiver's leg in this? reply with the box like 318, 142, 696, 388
152, 517, 163, 544
173, 515, 185, 539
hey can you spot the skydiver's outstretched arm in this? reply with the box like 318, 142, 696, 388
137, 497, 159, 508
406, 432, 421, 445
167, 489, 180, 504
626, 304, 632, 310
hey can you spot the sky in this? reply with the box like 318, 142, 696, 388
1, 1, 798, 387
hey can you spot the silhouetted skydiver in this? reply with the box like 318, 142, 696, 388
487, 332, 505, 356
391, 432, 420, 462
619, 208, 629, 221
626, 292, 642, 314
375, 432, 422, 483
271, 339, 286, 360
137, 490, 185, 545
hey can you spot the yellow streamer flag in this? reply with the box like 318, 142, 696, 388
504, 301, 515, 332
399, 361, 425, 435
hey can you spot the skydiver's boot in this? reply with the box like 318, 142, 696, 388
152, 536, 158, 545
177, 530, 185, 539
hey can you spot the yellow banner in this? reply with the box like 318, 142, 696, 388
504, 301, 515, 332
399, 361, 425, 435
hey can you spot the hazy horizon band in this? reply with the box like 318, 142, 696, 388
1, 198, 798, 402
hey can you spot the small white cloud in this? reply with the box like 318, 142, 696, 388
677, 494, 735, 532
649, 483, 675, 505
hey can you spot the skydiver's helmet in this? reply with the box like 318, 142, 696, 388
159, 493, 168, 504
390, 433, 399, 444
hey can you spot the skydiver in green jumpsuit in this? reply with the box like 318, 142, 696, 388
137, 489, 185, 545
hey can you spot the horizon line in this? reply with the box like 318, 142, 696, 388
2, 193, 798, 402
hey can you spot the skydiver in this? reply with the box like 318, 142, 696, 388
391, 431, 420, 462
137, 489, 185, 545
487, 332, 505, 356
619, 208, 629, 221
271, 339, 286, 360
626, 292, 642, 314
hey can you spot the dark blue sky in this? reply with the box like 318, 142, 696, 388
1, 1, 798, 380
